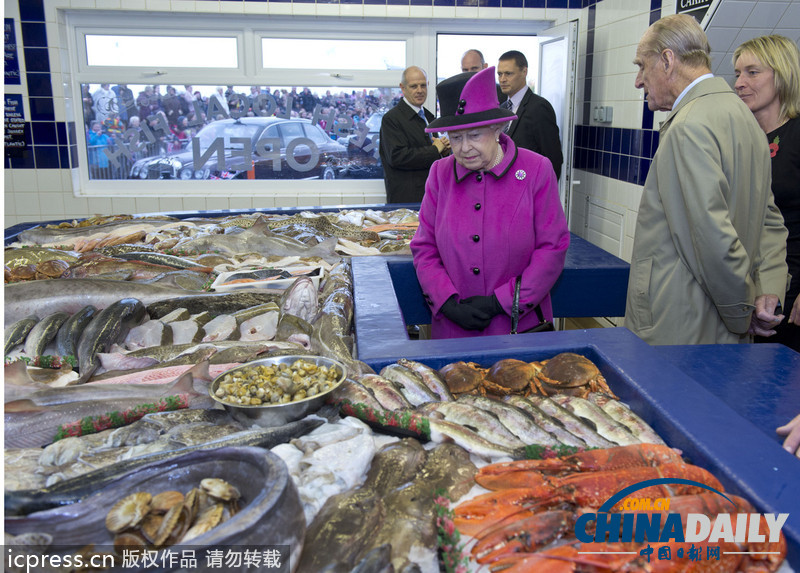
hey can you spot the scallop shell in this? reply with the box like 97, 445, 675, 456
150, 490, 185, 514
114, 531, 148, 555
140, 513, 164, 544
105, 492, 152, 533
200, 478, 240, 502
165, 506, 194, 547
152, 503, 184, 547
181, 503, 224, 543
183, 487, 201, 521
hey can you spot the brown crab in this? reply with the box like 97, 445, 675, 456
531, 352, 618, 399
438, 361, 487, 396
34, 259, 70, 280
439, 359, 544, 397
6, 263, 37, 282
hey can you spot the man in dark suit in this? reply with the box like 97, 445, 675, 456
379, 66, 450, 203
497, 50, 563, 180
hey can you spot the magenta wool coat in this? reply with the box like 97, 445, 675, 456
410, 134, 570, 339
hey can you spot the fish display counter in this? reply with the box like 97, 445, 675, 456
3, 203, 424, 245
352, 236, 630, 363
359, 327, 800, 569
6, 207, 799, 571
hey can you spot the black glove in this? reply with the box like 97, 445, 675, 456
461, 294, 504, 318
440, 296, 493, 331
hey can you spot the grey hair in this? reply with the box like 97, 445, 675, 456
643, 14, 711, 70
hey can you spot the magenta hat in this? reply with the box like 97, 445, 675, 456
426, 66, 516, 133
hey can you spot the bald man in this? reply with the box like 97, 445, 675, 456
379, 66, 450, 203
461, 49, 488, 73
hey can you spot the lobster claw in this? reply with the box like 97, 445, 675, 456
471, 510, 575, 564
453, 487, 553, 537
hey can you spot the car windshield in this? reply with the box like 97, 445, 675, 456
195, 121, 262, 150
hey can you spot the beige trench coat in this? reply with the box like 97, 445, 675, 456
624, 77, 789, 345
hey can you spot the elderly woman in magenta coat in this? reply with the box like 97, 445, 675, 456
410, 66, 570, 339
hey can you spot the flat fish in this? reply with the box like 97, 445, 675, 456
202, 314, 239, 342
297, 439, 428, 573
123, 320, 172, 351
239, 311, 279, 341
280, 277, 319, 323
353, 443, 477, 571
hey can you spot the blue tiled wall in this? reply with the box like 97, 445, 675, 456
7, 0, 74, 171
6, 0, 659, 185
573, 0, 662, 185
573, 125, 659, 185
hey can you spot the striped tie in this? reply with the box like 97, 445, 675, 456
501, 99, 513, 133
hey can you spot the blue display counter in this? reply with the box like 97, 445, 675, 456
656, 344, 800, 447
353, 233, 630, 363
360, 327, 800, 568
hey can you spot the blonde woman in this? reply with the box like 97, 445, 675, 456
734, 35, 800, 352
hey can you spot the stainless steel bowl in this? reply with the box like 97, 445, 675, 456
209, 354, 346, 427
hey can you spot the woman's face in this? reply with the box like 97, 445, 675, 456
449, 126, 499, 171
734, 51, 780, 119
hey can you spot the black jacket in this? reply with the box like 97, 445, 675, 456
379, 99, 442, 203
506, 88, 563, 180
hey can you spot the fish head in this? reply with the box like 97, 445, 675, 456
280, 277, 319, 323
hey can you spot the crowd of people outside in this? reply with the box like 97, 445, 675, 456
83, 83, 400, 179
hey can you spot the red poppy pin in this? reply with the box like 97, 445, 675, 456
769, 135, 780, 158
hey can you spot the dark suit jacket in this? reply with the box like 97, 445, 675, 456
506, 88, 563, 180
379, 99, 442, 203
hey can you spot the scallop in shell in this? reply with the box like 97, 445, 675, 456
181, 503, 224, 543
200, 478, 240, 502
106, 492, 152, 533
150, 490, 184, 514
114, 531, 148, 555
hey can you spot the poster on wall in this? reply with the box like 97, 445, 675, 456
676, 0, 713, 24
5, 94, 26, 156
5, 18, 21, 85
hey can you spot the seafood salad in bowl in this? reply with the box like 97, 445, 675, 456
209, 355, 346, 427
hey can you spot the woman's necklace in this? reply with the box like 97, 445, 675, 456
488, 144, 504, 169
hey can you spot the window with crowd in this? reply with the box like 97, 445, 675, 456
70, 13, 547, 192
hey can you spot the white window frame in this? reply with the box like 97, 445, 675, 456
66, 10, 551, 198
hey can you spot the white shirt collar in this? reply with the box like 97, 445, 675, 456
403, 97, 423, 114
507, 87, 527, 113
673, 73, 713, 109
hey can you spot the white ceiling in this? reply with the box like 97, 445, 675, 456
705, 0, 800, 83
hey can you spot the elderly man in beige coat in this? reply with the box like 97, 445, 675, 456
625, 14, 789, 345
